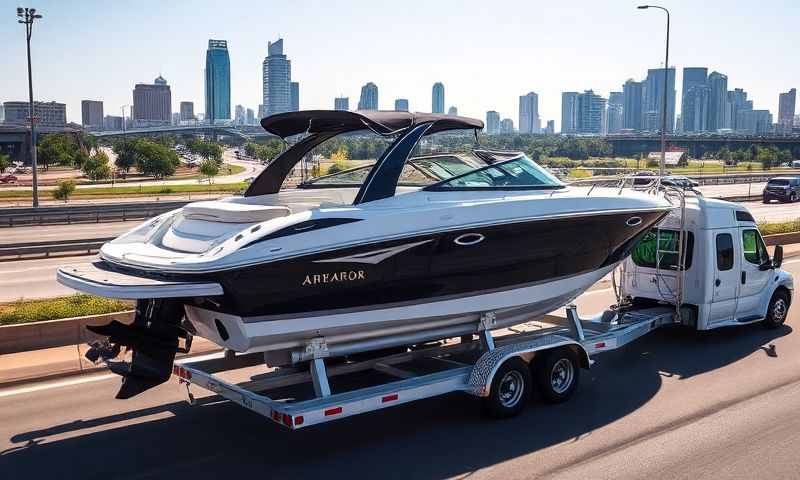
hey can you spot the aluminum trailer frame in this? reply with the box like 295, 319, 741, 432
173, 304, 678, 430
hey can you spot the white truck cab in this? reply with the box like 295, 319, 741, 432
622, 196, 794, 330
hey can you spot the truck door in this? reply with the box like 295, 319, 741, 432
708, 232, 739, 324
735, 228, 771, 320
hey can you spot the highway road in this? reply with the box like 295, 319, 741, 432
1, 257, 799, 479
0, 256, 90, 301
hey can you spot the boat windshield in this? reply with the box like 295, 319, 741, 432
423, 154, 564, 190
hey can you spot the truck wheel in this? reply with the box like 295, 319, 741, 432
763, 290, 790, 329
791, 193, 798, 203
763, 197, 770, 204
534, 347, 580, 404
483, 357, 531, 419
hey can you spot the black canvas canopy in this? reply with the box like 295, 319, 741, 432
260, 110, 484, 138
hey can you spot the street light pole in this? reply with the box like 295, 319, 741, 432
638, 5, 670, 177
17, 7, 43, 207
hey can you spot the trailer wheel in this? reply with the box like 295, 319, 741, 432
534, 347, 580, 404
763, 290, 790, 329
483, 357, 531, 419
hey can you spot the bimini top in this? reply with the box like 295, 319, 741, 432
261, 110, 484, 138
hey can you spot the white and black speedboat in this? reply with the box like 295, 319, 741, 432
57, 110, 672, 398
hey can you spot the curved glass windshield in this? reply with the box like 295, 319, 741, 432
424, 154, 563, 190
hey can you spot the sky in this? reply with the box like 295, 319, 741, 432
2, 0, 799, 130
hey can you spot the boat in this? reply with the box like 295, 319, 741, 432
57, 110, 672, 398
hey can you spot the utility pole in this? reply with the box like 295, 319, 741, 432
638, 5, 670, 176
17, 7, 43, 207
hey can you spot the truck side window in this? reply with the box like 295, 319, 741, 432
742, 229, 768, 265
716, 233, 734, 271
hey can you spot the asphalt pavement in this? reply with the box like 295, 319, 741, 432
1, 258, 799, 479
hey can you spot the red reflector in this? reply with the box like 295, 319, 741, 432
272, 411, 280, 421
382, 394, 398, 403
324, 407, 343, 416
172, 365, 179, 375
282, 413, 292, 426
595, 342, 606, 348
294, 415, 304, 426
184, 369, 192, 380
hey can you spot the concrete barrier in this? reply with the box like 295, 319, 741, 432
0, 310, 134, 355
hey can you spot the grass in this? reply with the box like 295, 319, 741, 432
759, 219, 800, 236
0, 294, 133, 326
0, 182, 248, 199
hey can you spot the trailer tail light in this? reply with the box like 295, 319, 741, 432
382, 394, 398, 403
324, 407, 342, 416
595, 342, 606, 349
172, 365, 192, 380
271, 410, 280, 422
294, 415, 304, 426
282, 414, 293, 427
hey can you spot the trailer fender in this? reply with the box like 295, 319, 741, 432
467, 335, 589, 397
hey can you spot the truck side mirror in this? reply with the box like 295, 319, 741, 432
773, 245, 784, 269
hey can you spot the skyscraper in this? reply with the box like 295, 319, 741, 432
561, 92, 578, 134
486, 111, 500, 134
432, 83, 445, 114
290, 82, 300, 111
682, 85, 710, 132
545, 120, 555, 135
606, 92, 624, 134
518, 92, 541, 134
778, 88, 796, 132
447, 106, 458, 116
728, 88, 749, 131
644, 68, 676, 133
575, 90, 606, 134
205, 39, 231, 123
499, 118, 514, 134
394, 98, 409, 112
680, 67, 708, 131
707, 71, 729, 131
358, 82, 379, 110
81, 100, 103, 130
262, 39, 292, 116
180, 101, 195, 121
246, 108, 255, 125
334, 97, 349, 111
132, 76, 171, 127
622, 80, 644, 131
234, 104, 245, 125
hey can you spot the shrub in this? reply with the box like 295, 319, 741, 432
52, 179, 76, 202
0, 294, 132, 325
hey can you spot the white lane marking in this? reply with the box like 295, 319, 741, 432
0, 351, 225, 398
783, 258, 800, 265
585, 287, 613, 295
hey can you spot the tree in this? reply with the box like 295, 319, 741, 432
200, 158, 220, 184
37, 134, 79, 169
82, 151, 111, 181
52, 179, 76, 202
0, 153, 10, 173
113, 140, 137, 173
327, 146, 351, 174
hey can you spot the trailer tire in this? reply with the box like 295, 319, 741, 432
534, 347, 580, 404
763, 290, 790, 329
483, 357, 531, 419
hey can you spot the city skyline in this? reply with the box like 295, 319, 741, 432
2, 1, 799, 130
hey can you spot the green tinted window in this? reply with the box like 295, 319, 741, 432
631, 229, 694, 270
742, 229, 768, 265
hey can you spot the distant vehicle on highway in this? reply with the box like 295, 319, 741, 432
631, 171, 698, 189
0, 174, 18, 184
763, 176, 800, 203
793, 160, 800, 168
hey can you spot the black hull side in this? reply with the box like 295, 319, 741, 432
209, 209, 668, 317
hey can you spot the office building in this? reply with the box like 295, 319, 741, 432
544, 120, 555, 135
561, 92, 579, 134
235, 104, 245, 125
334, 97, 349, 111
3, 101, 67, 127
290, 82, 300, 111
622, 80, 644, 131
728, 88, 749, 131
262, 38, 292, 116
432, 82, 445, 114
103, 115, 123, 131
81, 100, 103, 130
246, 108, 255, 125
447, 106, 458, 116
205, 39, 231, 123
499, 118, 514, 134
519, 92, 541, 134
358, 82, 379, 110
683, 85, 710, 132
132, 76, 171, 127
575, 90, 606, 134
680, 67, 708, 131
171, 112, 181, 126
707, 71, 729, 131
394, 98, 409, 112
606, 91, 624, 134
644, 68, 676, 132
737, 109, 772, 135
778, 88, 796, 132
486, 110, 500, 134
179, 101, 195, 121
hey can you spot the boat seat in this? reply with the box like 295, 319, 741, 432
182, 201, 291, 223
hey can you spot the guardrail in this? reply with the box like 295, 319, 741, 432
0, 200, 189, 227
0, 237, 114, 259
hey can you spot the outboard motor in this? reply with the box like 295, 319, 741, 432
86, 299, 191, 399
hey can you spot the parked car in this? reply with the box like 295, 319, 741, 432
0, 174, 18, 184
763, 176, 800, 203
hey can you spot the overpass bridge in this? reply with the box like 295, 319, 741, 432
89, 124, 271, 140
606, 134, 800, 157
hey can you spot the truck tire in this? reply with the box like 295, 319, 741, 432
791, 192, 798, 203
483, 357, 531, 419
763, 290, 790, 329
534, 347, 580, 404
